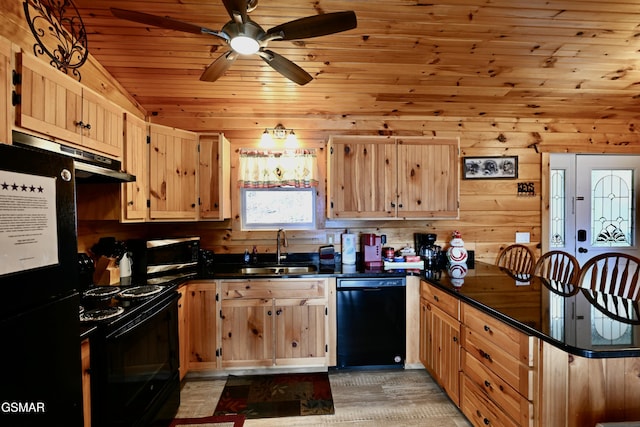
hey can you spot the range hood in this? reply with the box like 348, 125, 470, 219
12, 131, 136, 183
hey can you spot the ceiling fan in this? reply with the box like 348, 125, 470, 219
111, 0, 357, 85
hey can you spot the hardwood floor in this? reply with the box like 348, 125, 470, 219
175, 369, 472, 426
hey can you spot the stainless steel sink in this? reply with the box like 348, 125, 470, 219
236, 264, 318, 275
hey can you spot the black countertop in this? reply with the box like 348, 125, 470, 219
423, 262, 640, 359
89, 253, 640, 359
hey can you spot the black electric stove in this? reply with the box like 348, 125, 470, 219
80, 276, 185, 427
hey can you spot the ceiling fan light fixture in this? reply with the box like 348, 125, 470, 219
230, 35, 260, 55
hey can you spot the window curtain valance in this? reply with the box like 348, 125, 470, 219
238, 149, 318, 188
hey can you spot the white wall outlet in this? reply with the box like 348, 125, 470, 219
515, 232, 530, 243
328, 235, 333, 244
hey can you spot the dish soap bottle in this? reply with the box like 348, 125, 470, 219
244, 248, 250, 264
251, 246, 258, 264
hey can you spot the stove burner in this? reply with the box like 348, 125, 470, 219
83, 286, 121, 299
80, 306, 124, 322
118, 285, 163, 299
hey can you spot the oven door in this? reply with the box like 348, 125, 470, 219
97, 292, 180, 427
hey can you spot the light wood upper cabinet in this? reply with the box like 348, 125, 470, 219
327, 136, 395, 219
396, 137, 459, 218
148, 123, 198, 221
198, 133, 230, 221
121, 113, 148, 222
16, 53, 123, 158
0, 36, 11, 145
327, 135, 459, 219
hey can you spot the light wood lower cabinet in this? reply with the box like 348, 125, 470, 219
460, 303, 538, 427
185, 281, 219, 372
220, 279, 329, 369
81, 338, 91, 427
419, 280, 460, 405
177, 286, 188, 379
420, 280, 538, 427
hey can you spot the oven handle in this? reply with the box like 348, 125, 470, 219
108, 292, 179, 340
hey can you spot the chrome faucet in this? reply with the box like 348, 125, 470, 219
276, 228, 288, 263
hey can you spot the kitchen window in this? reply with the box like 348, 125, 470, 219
239, 149, 318, 230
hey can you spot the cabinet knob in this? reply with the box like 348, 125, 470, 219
483, 325, 491, 333
484, 380, 491, 388
433, 295, 439, 302
268, 310, 272, 316
276, 309, 282, 315
76, 121, 91, 129
483, 417, 491, 425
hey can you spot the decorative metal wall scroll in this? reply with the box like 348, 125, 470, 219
23, 0, 88, 81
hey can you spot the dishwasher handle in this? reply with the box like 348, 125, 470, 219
337, 278, 406, 289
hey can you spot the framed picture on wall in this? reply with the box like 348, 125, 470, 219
462, 156, 518, 179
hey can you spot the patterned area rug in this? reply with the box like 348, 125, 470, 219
213, 372, 335, 419
169, 414, 245, 427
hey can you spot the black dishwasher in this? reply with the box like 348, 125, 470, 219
336, 277, 406, 369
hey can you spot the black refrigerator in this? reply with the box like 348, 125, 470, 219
0, 143, 83, 426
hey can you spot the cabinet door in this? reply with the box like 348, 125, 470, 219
148, 123, 198, 221
80, 87, 123, 158
433, 304, 460, 405
396, 137, 459, 218
198, 133, 230, 220
221, 298, 274, 368
274, 299, 327, 365
81, 339, 91, 427
187, 282, 218, 372
18, 53, 83, 145
122, 113, 148, 221
420, 297, 436, 374
177, 286, 188, 379
327, 136, 396, 219
0, 36, 11, 145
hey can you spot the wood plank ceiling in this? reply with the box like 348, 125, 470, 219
73, 0, 640, 130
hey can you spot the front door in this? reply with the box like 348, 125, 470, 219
575, 155, 640, 264
549, 154, 640, 264
549, 154, 640, 348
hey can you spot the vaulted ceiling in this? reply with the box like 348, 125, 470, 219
74, 0, 640, 129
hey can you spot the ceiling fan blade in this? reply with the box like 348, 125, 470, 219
200, 51, 238, 82
259, 49, 313, 86
111, 8, 229, 42
222, 0, 248, 24
266, 11, 357, 40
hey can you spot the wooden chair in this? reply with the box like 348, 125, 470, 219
578, 253, 640, 300
495, 244, 535, 274
534, 250, 580, 296
534, 251, 580, 284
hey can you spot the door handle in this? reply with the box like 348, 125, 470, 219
578, 247, 588, 253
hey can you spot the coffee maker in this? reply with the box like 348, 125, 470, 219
361, 233, 383, 269
415, 233, 441, 269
